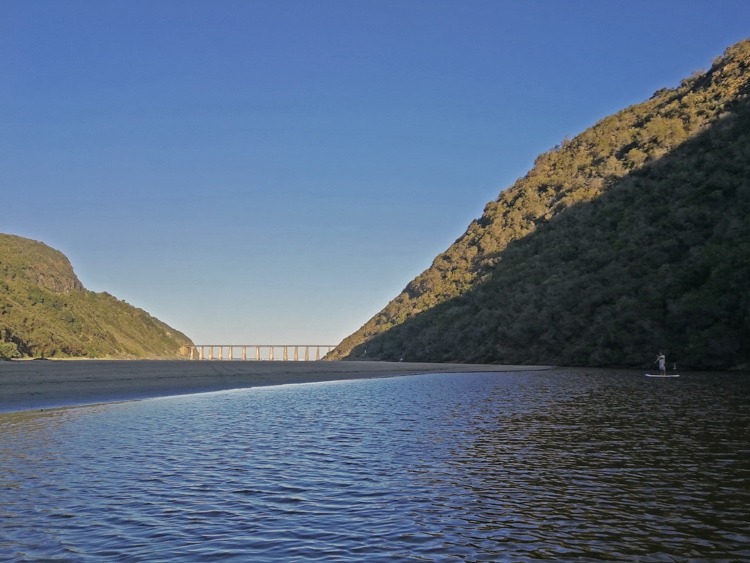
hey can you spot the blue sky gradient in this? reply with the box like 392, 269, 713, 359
2, 1, 749, 345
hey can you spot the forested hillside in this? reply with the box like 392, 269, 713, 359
329, 38, 750, 370
0, 234, 194, 359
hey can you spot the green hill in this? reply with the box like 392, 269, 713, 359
0, 234, 194, 359
328, 37, 750, 370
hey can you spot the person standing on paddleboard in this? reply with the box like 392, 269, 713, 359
655, 353, 666, 376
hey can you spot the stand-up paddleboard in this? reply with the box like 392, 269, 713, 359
645, 374, 680, 377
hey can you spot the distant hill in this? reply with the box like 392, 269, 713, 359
329, 37, 750, 370
0, 234, 194, 359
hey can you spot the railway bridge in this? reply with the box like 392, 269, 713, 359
185, 345, 336, 361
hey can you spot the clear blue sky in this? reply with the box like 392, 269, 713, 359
2, 1, 748, 345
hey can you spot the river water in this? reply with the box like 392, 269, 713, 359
1, 369, 748, 562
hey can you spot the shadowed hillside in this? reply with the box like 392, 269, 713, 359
328, 38, 750, 370
0, 234, 194, 359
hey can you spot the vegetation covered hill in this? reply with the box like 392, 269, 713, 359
329, 38, 750, 370
0, 234, 194, 359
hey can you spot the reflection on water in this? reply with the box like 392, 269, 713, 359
1, 370, 748, 561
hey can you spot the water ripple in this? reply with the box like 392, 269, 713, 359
1, 370, 749, 561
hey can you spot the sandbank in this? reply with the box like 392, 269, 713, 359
0, 359, 550, 413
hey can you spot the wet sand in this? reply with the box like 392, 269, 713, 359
0, 359, 550, 413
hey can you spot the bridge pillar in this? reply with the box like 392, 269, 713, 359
194, 344, 334, 362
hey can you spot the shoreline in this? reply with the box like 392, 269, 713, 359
0, 360, 552, 414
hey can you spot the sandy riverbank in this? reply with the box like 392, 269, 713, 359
0, 359, 551, 413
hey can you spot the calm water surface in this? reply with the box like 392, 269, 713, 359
1, 369, 749, 561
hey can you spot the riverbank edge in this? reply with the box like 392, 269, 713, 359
0, 360, 553, 414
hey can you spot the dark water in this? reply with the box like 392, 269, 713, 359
1, 370, 748, 562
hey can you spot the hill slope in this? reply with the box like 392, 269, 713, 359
329, 38, 750, 370
0, 234, 194, 359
